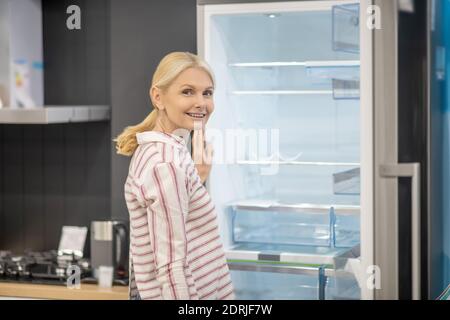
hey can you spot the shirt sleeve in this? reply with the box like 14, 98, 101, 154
141, 162, 191, 300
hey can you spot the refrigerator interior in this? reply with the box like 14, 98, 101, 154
204, 1, 361, 300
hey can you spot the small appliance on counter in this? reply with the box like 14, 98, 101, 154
90, 220, 129, 282
0, 223, 129, 287
0, 250, 91, 285
0, 225, 93, 285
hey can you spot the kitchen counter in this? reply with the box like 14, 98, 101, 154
0, 282, 128, 300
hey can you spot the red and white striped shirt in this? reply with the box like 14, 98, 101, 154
124, 130, 234, 300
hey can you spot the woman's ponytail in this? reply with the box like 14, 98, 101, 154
114, 109, 158, 156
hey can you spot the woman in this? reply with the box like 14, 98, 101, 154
115, 52, 234, 300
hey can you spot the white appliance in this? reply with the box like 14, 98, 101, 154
198, 0, 427, 300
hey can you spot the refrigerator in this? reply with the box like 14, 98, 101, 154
429, 0, 450, 300
197, 0, 448, 300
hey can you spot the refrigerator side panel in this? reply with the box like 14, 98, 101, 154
373, 0, 399, 300
359, 0, 375, 301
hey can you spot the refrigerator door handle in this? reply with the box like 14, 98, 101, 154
379, 163, 421, 300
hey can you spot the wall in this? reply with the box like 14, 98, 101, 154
110, 0, 197, 220
0, 0, 110, 254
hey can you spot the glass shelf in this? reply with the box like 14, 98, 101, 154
229, 199, 360, 215
228, 60, 360, 68
227, 62, 359, 92
228, 202, 360, 248
231, 90, 333, 95
225, 243, 358, 266
0, 106, 110, 124
220, 165, 361, 209
237, 160, 360, 167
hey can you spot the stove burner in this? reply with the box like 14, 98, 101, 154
0, 250, 92, 285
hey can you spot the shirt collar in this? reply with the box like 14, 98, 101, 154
136, 130, 189, 149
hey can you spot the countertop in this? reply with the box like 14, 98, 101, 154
0, 282, 128, 300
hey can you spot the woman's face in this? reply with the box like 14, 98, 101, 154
152, 67, 214, 132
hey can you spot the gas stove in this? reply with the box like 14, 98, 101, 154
0, 250, 92, 286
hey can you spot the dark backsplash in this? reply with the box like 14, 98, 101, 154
0, 0, 111, 254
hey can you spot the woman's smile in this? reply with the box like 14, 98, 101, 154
186, 112, 206, 119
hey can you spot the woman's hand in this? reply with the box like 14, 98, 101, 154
192, 128, 214, 184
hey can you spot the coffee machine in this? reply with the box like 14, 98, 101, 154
90, 221, 128, 281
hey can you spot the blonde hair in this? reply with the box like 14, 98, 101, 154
114, 51, 215, 156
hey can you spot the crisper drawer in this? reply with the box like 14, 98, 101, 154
227, 261, 360, 300
229, 201, 359, 248
229, 268, 325, 300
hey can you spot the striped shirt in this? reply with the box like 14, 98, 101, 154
124, 130, 234, 300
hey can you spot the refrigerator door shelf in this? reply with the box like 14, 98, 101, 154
333, 167, 361, 195
332, 79, 360, 100
332, 3, 360, 54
